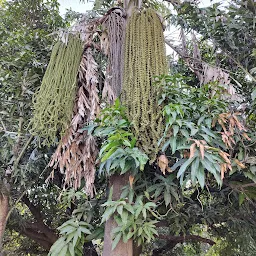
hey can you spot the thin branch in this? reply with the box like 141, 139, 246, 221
5, 190, 27, 222
224, 52, 256, 83
14, 135, 33, 168
0, 116, 6, 132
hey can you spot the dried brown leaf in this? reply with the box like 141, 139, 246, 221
219, 151, 231, 164
221, 163, 226, 180
129, 175, 135, 188
234, 159, 246, 169
199, 143, 205, 159
242, 132, 251, 141
158, 154, 169, 175
189, 143, 196, 159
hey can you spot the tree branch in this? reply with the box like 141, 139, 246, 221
158, 234, 215, 246
20, 227, 53, 250
22, 196, 58, 243
22, 195, 43, 222
14, 135, 33, 168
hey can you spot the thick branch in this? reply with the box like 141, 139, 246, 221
153, 234, 215, 255
22, 196, 58, 243
22, 195, 43, 222
20, 227, 53, 250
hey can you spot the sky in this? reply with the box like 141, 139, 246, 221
59, 0, 93, 15
58, 0, 221, 15
58, 0, 222, 55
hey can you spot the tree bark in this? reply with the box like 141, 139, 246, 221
102, 173, 134, 256
152, 234, 215, 255
0, 196, 8, 253
19, 195, 58, 250
0, 182, 9, 254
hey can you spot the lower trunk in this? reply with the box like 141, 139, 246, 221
102, 173, 134, 256
0, 195, 9, 253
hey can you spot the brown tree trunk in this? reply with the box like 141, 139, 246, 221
102, 173, 134, 256
0, 194, 9, 253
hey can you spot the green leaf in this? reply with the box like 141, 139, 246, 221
252, 88, 256, 101
123, 140, 131, 147
201, 126, 216, 138
171, 159, 187, 171
79, 227, 91, 235
86, 227, 104, 241
180, 129, 189, 138
144, 202, 156, 209
80, 123, 96, 134
162, 139, 170, 151
201, 158, 216, 174
108, 186, 113, 201
191, 157, 200, 185
154, 186, 164, 199
66, 231, 76, 243
121, 210, 128, 224
135, 205, 143, 218
59, 225, 76, 235
117, 205, 123, 216
127, 231, 134, 240
239, 193, 246, 206
170, 136, 177, 154
176, 119, 182, 127
49, 237, 66, 254
196, 166, 205, 188
68, 242, 75, 256
177, 157, 195, 178
124, 204, 134, 214
128, 189, 134, 203
101, 147, 118, 162
112, 233, 122, 250
164, 190, 171, 207
99, 141, 120, 157
130, 137, 137, 148
142, 208, 147, 219
101, 207, 115, 223
173, 125, 179, 137
59, 244, 68, 256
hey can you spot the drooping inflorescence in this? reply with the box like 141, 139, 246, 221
102, 9, 126, 103
30, 35, 84, 146
122, 9, 167, 160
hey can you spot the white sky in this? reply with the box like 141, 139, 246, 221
59, 0, 93, 15
58, 0, 221, 15
58, 0, 222, 55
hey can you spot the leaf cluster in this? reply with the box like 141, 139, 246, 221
83, 99, 149, 176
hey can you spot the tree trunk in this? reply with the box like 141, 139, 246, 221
102, 173, 134, 256
0, 194, 9, 253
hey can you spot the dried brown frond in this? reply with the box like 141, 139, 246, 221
49, 45, 100, 197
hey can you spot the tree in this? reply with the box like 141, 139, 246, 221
45, 1, 256, 255
1, 0, 256, 255
0, 0, 65, 254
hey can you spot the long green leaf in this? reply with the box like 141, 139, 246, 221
177, 157, 195, 178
